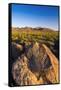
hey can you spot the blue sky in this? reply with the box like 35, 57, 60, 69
12, 4, 59, 30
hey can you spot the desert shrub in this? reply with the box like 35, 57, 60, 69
12, 29, 59, 59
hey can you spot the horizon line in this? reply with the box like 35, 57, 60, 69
12, 26, 58, 31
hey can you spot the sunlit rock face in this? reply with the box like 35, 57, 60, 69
12, 55, 44, 85
11, 42, 59, 86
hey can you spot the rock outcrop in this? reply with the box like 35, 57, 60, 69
11, 42, 59, 86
